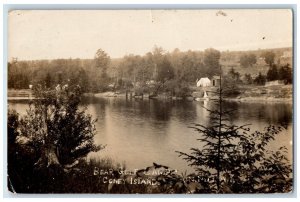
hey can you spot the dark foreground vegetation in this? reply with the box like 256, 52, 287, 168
176, 78, 292, 193
8, 81, 292, 193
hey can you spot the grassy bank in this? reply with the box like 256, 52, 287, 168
8, 84, 293, 103
191, 84, 292, 102
234, 84, 292, 102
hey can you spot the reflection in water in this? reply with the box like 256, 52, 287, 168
8, 98, 293, 173
225, 102, 292, 126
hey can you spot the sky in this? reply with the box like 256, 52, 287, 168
8, 9, 293, 60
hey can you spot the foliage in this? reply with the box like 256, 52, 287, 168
7, 47, 292, 95
164, 79, 191, 97
18, 85, 102, 168
8, 109, 19, 145
94, 49, 111, 78
156, 57, 175, 83
222, 68, 241, 97
254, 72, 266, 85
91, 49, 112, 92
45, 72, 52, 88
118, 54, 151, 84
8, 109, 37, 193
278, 63, 292, 84
171, 51, 205, 82
8, 61, 30, 89
267, 64, 279, 81
8, 86, 104, 192
226, 68, 241, 82
262, 51, 275, 66
176, 76, 292, 193
67, 68, 91, 93
203, 48, 221, 76
239, 53, 257, 68
243, 73, 253, 84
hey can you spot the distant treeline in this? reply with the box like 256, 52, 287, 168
8, 46, 292, 93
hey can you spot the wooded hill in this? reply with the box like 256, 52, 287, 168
8, 46, 292, 93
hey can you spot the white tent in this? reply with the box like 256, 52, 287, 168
196, 77, 211, 87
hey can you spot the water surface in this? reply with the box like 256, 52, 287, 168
8, 97, 293, 172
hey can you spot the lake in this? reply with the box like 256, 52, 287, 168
8, 97, 293, 173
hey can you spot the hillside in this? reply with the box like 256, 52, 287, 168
220, 47, 292, 78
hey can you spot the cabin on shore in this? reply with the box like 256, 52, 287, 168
211, 76, 221, 87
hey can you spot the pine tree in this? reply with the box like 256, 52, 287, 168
176, 70, 292, 193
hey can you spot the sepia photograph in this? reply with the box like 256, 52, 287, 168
7, 9, 293, 194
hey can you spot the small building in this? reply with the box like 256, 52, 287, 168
196, 77, 211, 87
211, 76, 221, 87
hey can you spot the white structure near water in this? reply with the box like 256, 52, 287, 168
196, 77, 211, 87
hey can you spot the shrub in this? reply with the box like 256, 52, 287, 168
8, 85, 103, 193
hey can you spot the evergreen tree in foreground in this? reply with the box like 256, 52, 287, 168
176, 72, 292, 193
19, 84, 102, 169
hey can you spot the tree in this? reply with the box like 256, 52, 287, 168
7, 61, 31, 89
239, 53, 257, 68
8, 62, 15, 88
152, 46, 164, 64
221, 68, 241, 97
68, 69, 90, 92
203, 48, 221, 76
92, 49, 111, 92
267, 64, 279, 81
120, 54, 143, 83
226, 67, 240, 82
45, 72, 52, 88
157, 57, 174, 83
175, 52, 204, 83
148, 57, 175, 95
57, 72, 63, 85
254, 72, 266, 85
278, 64, 292, 84
176, 75, 292, 193
94, 49, 110, 78
18, 85, 102, 169
78, 69, 90, 92
262, 51, 275, 66
243, 73, 253, 85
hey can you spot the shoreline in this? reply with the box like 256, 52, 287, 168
7, 88, 293, 103
89, 92, 293, 103
7, 95, 293, 103
224, 97, 292, 103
